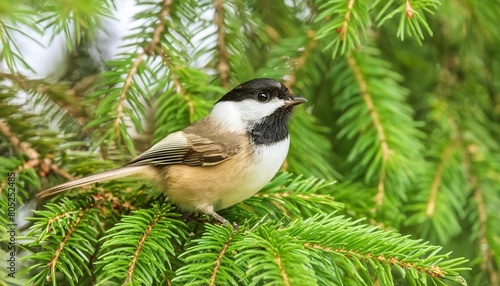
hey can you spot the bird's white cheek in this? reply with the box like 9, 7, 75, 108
210, 102, 247, 133
210, 99, 285, 132
240, 98, 284, 122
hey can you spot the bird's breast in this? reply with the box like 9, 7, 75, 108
218, 136, 290, 209
162, 136, 290, 212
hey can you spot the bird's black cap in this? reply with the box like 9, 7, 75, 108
217, 78, 292, 103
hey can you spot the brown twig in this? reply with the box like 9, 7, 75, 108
209, 233, 234, 286
115, 0, 173, 130
347, 55, 392, 206
0, 72, 89, 125
339, 0, 356, 41
125, 215, 160, 284
46, 211, 85, 282
145, 0, 173, 55
0, 120, 41, 183
304, 243, 447, 279
374, 169, 386, 207
0, 120, 74, 192
158, 49, 195, 117
426, 141, 453, 217
114, 52, 145, 131
275, 254, 290, 286
463, 144, 498, 285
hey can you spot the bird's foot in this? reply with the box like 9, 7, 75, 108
210, 210, 240, 231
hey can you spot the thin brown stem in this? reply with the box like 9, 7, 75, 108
339, 0, 356, 41
114, 53, 145, 131
115, 0, 172, 130
46, 211, 85, 281
158, 48, 195, 117
124, 215, 160, 284
374, 169, 386, 207
0, 72, 89, 125
276, 254, 290, 286
347, 55, 391, 206
304, 243, 447, 279
426, 141, 453, 217
209, 234, 234, 286
463, 144, 498, 285
145, 0, 173, 55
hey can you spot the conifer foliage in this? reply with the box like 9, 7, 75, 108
1, 0, 498, 285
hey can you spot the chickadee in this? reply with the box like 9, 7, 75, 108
38, 78, 306, 224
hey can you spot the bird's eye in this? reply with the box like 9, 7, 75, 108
257, 93, 269, 102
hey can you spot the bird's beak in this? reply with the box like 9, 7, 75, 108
284, 96, 308, 107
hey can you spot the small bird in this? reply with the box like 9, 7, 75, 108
38, 78, 306, 225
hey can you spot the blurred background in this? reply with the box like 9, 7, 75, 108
1, 0, 499, 285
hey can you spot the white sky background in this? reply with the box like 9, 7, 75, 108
3, 0, 216, 79
4, 0, 143, 79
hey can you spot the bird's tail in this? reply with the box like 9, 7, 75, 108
37, 166, 148, 199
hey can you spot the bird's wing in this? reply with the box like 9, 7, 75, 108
126, 131, 242, 167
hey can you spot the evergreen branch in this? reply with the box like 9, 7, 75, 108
276, 253, 290, 286
282, 30, 317, 90
47, 211, 85, 281
291, 214, 468, 284
0, 119, 39, 161
426, 140, 453, 217
95, 203, 186, 285
239, 173, 343, 221
473, 182, 496, 283
405, 129, 466, 243
0, 72, 89, 125
26, 198, 103, 285
125, 209, 159, 284
234, 225, 317, 285
86, 0, 181, 155
315, 0, 371, 57
0, 119, 75, 190
157, 49, 195, 117
463, 143, 499, 284
214, 0, 230, 88
304, 243, 446, 279
209, 231, 234, 286
333, 47, 424, 222
114, 52, 145, 132
145, 0, 173, 55
339, 0, 356, 42
346, 54, 390, 206
0, 120, 42, 194
346, 54, 390, 163
181, 215, 470, 285
175, 224, 244, 285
